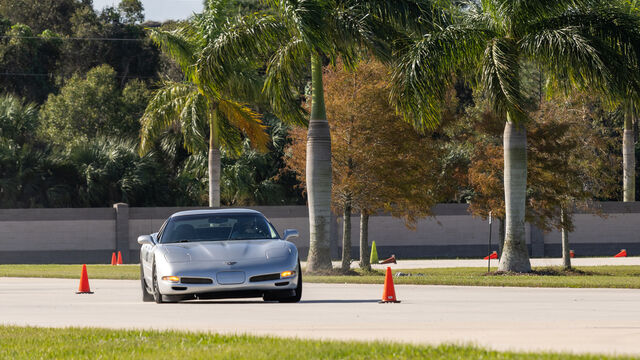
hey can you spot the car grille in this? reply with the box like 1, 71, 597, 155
181, 277, 213, 284
249, 273, 280, 282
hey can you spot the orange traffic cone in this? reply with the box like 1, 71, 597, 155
614, 249, 627, 258
484, 251, 498, 260
380, 254, 397, 264
116, 251, 123, 265
110, 252, 116, 266
570, 250, 575, 258
379, 267, 400, 303
76, 264, 93, 294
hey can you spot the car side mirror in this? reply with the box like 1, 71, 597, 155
283, 229, 299, 241
137, 235, 154, 246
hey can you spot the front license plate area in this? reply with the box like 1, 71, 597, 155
216, 271, 246, 285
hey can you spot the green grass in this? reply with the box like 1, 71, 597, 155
0, 326, 631, 359
1, 264, 640, 288
0, 264, 140, 280
306, 266, 640, 288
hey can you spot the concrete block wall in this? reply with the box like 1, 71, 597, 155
0, 202, 638, 264
0, 208, 116, 263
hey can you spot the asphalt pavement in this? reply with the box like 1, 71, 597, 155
2, 277, 640, 356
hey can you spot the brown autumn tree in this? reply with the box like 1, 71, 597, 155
284, 60, 455, 272
467, 95, 620, 268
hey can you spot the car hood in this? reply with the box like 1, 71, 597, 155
161, 239, 291, 263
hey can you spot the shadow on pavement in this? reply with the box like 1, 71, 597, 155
180, 299, 380, 304
300, 299, 379, 304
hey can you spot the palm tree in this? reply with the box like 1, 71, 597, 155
621, 0, 640, 202
198, 0, 431, 271
391, 0, 640, 272
140, 2, 271, 207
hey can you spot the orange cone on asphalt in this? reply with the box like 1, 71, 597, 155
379, 267, 400, 303
110, 252, 117, 265
483, 251, 498, 260
380, 254, 397, 264
116, 251, 123, 265
76, 264, 93, 294
614, 249, 627, 258
570, 250, 575, 258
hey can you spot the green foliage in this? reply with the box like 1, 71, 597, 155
118, 0, 145, 24
39, 65, 150, 148
391, 0, 640, 129
0, 23, 62, 102
174, 116, 304, 206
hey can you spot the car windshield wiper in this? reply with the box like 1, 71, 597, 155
177, 239, 191, 243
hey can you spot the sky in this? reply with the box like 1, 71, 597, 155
92, 0, 204, 22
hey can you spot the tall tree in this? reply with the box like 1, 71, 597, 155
200, 0, 432, 272
391, 0, 640, 272
39, 64, 150, 147
140, 1, 272, 207
466, 95, 619, 268
620, 0, 640, 202
285, 60, 453, 272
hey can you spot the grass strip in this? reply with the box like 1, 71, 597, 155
0, 326, 631, 360
1, 264, 639, 288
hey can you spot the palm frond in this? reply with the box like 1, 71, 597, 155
265, 0, 332, 52
199, 14, 290, 87
263, 35, 308, 126
481, 37, 527, 122
217, 99, 270, 153
139, 81, 208, 154
520, 26, 614, 97
390, 24, 492, 130
482, 0, 596, 34
358, 0, 442, 33
147, 28, 200, 80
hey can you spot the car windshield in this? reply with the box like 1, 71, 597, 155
160, 213, 280, 243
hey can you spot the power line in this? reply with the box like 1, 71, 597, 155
0, 35, 148, 42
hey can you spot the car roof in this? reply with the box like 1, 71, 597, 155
170, 208, 263, 218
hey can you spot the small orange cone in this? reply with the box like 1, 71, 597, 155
76, 264, 93, 294
614, 249, 627, 258
570, 250, 575, 258
110, 252, 116, 265
379, 267, 400, 303
483, 251, 498, 260
116, 251, 123, 265
380, 254, 397, 264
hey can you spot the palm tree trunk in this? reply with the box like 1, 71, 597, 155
359, 212, 370, 271
498, 118, 531, 273
623, 115, 635, 202
305, 53, 333, 272
209, 118, 221, 207
341, 194, 351, 273
561, 207, 571, 269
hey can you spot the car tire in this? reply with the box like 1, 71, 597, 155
278, 261, 302, 303
152, 264, 165, 304
141, 264, 154, 302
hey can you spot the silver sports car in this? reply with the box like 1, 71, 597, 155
137, 209, 301, 303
